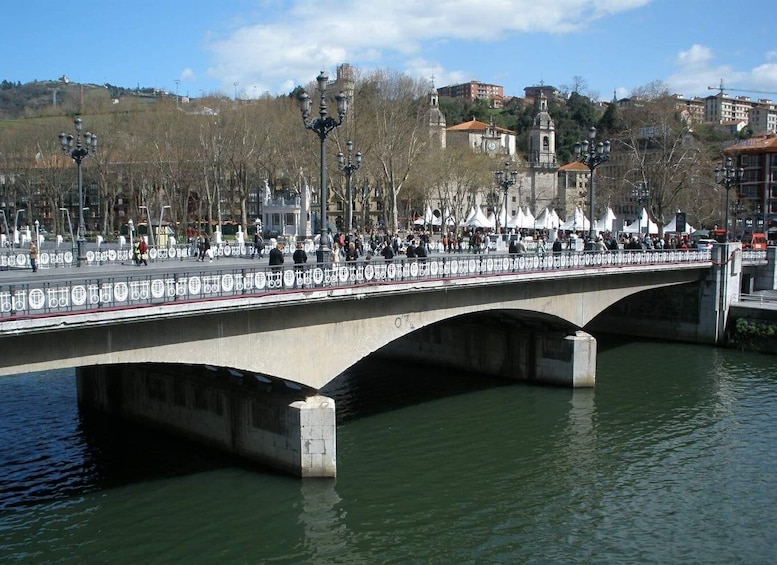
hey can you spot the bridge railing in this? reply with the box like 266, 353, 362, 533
0, 248, 716, 320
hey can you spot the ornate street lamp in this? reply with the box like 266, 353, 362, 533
58, 116, 97, 266
59, 207, 75, 255
337, 140, 362, 233
714, 157, 744, 242
494, 161, 518, 234
732, 199, 745, 238
298, 71, 348, 263
573, 126, 610, 240
631, 181, 650, 239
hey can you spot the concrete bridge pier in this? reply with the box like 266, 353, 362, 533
76, 364, 337, 478
381, 322, 597, 388
699, 242, 743, 344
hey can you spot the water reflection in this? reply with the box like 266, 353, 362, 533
298, 479, 350, 562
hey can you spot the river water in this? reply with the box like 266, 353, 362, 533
1, 339, 776, 564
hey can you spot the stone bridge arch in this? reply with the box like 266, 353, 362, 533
0, 264, 706, 389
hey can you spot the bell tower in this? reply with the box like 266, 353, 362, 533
527, 92, 559, 213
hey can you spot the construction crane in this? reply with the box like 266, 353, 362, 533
707, 79, 777, 97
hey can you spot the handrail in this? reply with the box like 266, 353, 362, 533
0, 249, 713, 321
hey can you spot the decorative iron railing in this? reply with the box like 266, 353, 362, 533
0, 249, 718, 320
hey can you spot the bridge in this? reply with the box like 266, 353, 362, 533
1, 245, 773, 477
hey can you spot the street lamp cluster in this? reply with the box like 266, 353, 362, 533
573, 126, 610, 240
298, 71, 348, 263
631, 181, 650, 239
337, 140, 362, 233
494, 162, 518, 234
58, 116, 97, 266
714, 157, 744, 242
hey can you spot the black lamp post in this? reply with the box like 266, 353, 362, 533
573, 126, 610, 240
714, 156, 744, 242
59, 116, 97, 267
494, 161, 518, 234
337, 140, 362, 233
732, 199, 745, 237
298, 71, 348, 263
631, 181, 650, 239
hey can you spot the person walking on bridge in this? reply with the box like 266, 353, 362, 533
269, 242, 284, 272
29, 241, 38, 272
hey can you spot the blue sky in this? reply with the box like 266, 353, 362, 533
3, 0, 776, 102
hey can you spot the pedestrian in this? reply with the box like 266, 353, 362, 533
138, 237, 148, 266
29, 241, 38, 272
292, 241, 307, 271
252, 231, 264, 259
332, 241, 343, 263
345, 242, 359, 262
269, 242, 284, 271
381, 242, 395, 261
415, 240, 428, 261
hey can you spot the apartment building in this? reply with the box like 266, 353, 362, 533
437, 81, 505, 108
724, 132, 777, 232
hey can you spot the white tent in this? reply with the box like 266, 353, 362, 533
506, 208, 525, 229
521, 207, 535, 229
663, 215, 695, 234
550, 209, 562, 228
623, 208, 659, 234
534, 207, 556, 230
486, 211, 497, 229
467, 207, 492, 228
595, 207, 617, 233
560, 207, 590, 231
461, 206, 477, 227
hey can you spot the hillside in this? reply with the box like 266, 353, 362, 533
0, 79, 170, 120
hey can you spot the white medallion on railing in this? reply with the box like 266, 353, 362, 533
29, 289, 45, 310
71, 285, 87, 306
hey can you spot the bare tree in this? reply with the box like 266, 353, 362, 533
359, 69, 430, 231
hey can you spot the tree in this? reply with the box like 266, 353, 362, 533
615, 84, 707, 233
360, 69, 430, 231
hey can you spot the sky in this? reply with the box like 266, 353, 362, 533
3, 0, 776, 102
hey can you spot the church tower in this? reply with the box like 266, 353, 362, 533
527, 92, 559, 213
427, 84, 447, 148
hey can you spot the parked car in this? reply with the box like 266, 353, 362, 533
694, 239, 716, 250
741, 232, 767, 250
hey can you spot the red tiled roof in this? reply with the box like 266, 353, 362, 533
447, 119, 515, 134
558, 161, 590, 172
725, 133, 777, 154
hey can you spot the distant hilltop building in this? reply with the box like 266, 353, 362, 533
437, 80, 505, 109
59, 75, 70, 84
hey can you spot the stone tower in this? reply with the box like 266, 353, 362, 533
527, 92, 559, 213
427, 85, 447, 148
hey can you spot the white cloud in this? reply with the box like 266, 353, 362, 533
204, 0, 651, 94
676, 44, 714, 69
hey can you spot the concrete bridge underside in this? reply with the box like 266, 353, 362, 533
1, 265, 706, 388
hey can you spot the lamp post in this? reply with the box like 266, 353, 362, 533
495, 161, 518, 235
58, 116, 97, 267
14, 208, 25, 250
631, 181, 650, 239
337, 140, 362, 233
732, 199, 745, 238
299, 71, 348, 263
139, 205, 154, 247
128, 218, 134, 255
158, 205, 171, 248
59, 207, 75, 256
34, 219, 39, 247
573, 126, 610, 240
715, 157, 744, 242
